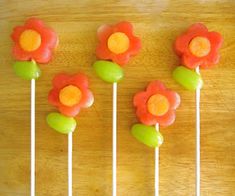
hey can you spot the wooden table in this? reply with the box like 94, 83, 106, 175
0, 0, 234, 195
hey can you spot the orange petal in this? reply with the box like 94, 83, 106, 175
25, 18, 44, 32
182, 53, 202, 69
147, 80, 166, 93
33, 47, 52, 64
133, 91, 148, 107
96, 44, 112, 60
115, 21, 133, 36
111, 52, 130, 65
58, 104, 80, 117
48, 89, 60, 106
136, 106, 157, 126
79, 89, 94, 108
174, 34, 188, 56
70, 73, 89, 89
12, 44, 31, 61
11, 26, 25, 42
156, 110, 176, 127
161, 91, 181, 110
52, 73, 70, 89
207, 32, 223, 51
128, 36, 142, 55
187, 23, 208, 34
201, 53, 220, 69
97, 24, 113, 42
40, 27, 58, 49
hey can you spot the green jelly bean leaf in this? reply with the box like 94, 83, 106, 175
13, 61, 41, 80
47, 112, 77, 134
131, 123, 163, 148
173, 66, 203, 91
93, 60, 124, 83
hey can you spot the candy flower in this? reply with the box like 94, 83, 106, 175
133, 81, 180, 127
48, 73, 94, 117
174, 23, 223, 69
11, 18, 58, 64
96, 21, 141, 65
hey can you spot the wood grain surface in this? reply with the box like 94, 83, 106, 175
0, 0, 234, 195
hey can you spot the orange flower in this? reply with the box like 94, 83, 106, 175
174, 23, 223, 69
48, 73, 94, 117
133, 81, 180, 127
96, 21, 141, 66
11, 18, 58, 64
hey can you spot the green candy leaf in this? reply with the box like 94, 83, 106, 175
47, 112, 77, 134
93, 60, 124, 83
173, 66, 203, 91
13, 61, 41, 80
131, 123, 163, 148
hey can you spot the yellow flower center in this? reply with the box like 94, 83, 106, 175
19, 29, 41, 52
59, 85, 82, 107
189, 36, 211, 57
147, 94, 169, 116
107, 32, 130, 54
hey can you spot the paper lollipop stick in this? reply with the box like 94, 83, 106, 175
112, 82, 117, 194
155, 123, 159, 195
93, 21, 141, 195
11, 18, 58, 196
47, 73, 94, 196
68, 128, 73, 196
31, 78, 35, 196
131, 81, 180, 195
173, 23, 223, 196
195, 66, 201, 195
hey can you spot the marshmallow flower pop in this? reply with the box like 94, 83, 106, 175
11, 18, 58, 196
131, 81, 180, 196
47, 73, 94, 196
93, 21, 141, 195
172, 23, 223, 196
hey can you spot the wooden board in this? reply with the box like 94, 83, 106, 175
0, 0, 234, 195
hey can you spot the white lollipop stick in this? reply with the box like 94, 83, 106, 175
195, 66, 201, 196
68, 132, 73, 196
155, 123, 159, 196
30, 79, 35, 196
112, 82, 117, 196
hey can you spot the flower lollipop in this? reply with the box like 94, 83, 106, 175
96, 21, 141, 66
134, 81, 180, 127
172, 23, 223, 196
11, 18, 58, 195
131, 81, 180, 195
93, 21, 141, 195
12, 18, 58, 64
174, 23, 223, 69
48, 73, 94, 117
47, 73, 94, 195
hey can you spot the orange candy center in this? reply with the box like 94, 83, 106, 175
189, 36, 211, 57
147, 94, 169, 116
107, 32, 130, 54
19, 29, 41, 52
59, 85, 82, 107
